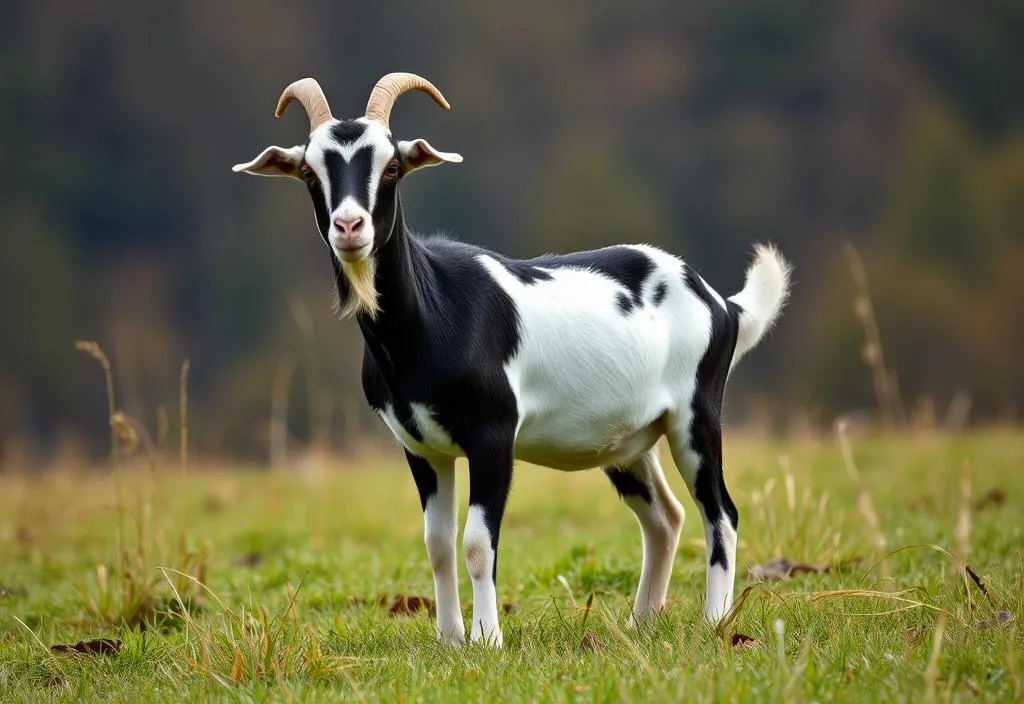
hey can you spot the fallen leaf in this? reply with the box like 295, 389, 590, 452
17, 526, 33, 545
750, 557, 829, 581
977, 610, 1014, 629
577, 629, 604, 654
0, 583, 27, 599
974, 488, 1006, 511
904, 625, 926, 644
964, 564, 996, 606
731, 632, 758, 648
234, 551, 264, 568
387, 594, 435, 616
202, 492, 228, 514
50, 638, 121, 656
502, 602, 519, 615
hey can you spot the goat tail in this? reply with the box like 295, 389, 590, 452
728, 243, 792, 363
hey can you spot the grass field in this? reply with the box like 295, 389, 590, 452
1, 431, 1022, 702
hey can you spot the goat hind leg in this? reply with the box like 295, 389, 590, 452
666, 413, 738, 624
604, 448, 684, 626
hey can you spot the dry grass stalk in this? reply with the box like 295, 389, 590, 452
109, 411, 157, 473
809, 587, 948, 619
715, 585, 756, 641
155, 405, 169, 449
843, 242, 904, 430
955, 461, 972, 561
75, 341, 118, 471
923, 613, 947, 704
180, 359, 190, 478
836, 420, 888, 572
74, 340, 126, 594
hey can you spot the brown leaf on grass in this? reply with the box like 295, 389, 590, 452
202, 493, 227, 514
0, 583, 27, 599
964, 564, 996, 607
977, 610, 1015, 629
904, 625, 926, 644
50, 638, 121, 656
974, 488, 1006, 511
750, 557, 829, 581
386, 594, 435, 616
577, 629, 604, 654
234, 551, 264, 568
502, 602, 519, 615
730, 632, 758, 648
17, 526, 33, 545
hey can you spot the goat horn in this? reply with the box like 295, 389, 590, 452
364, 72, 451, 130
275, 78, 334, 133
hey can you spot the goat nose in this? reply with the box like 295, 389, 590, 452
333, 215, 365, 237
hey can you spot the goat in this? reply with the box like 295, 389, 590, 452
234, 73, 791, 647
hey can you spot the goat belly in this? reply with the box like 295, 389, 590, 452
512, 414, 666, 471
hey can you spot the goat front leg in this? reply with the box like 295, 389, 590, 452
463, 429, 515, 647
407, 451, 465, 646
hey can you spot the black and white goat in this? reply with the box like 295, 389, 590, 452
234, 73, 791, 647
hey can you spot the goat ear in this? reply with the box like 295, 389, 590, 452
232, 145, 305, 178
397, 139, 463, 173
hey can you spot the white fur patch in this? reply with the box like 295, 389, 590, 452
476, 247, 712, 470
411, 403, 461, 455
464, 505, 502, 646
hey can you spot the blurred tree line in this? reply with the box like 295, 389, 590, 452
0, 1, 1021, 462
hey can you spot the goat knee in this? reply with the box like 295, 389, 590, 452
425, 530, 455, 572
463, 507, 494, 582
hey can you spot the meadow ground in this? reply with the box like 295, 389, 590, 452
0, 430, 1022, 702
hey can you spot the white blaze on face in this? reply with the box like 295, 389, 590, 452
303, 119, 397, 319
304, 120, 395, 253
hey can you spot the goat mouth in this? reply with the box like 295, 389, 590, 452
333, 242, 372, 263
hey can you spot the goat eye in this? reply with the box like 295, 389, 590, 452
384, 162, 400, 178
300, 164, 315, 181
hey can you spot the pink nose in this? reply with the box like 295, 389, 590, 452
333, 215, 365, 244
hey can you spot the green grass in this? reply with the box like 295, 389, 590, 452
1, 431, 1022, 702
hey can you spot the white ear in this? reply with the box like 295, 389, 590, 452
232, 145, 305, 178
397, 138, 463, 173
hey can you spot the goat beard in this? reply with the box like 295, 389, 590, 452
336, 257, 381, 320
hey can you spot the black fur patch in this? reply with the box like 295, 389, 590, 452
406, 451, 437, 511
308, 181, 331, 243
652, 280, 668, 306
616, 292, 633, 315
499, 258, 555, 285
529, 246, 654, 300
329, 121, 368, 144
324, 147, 373, 211
683, 268, 741, 569
604, 467, 652, 503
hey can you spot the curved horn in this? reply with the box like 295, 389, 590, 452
364, 72, 451, 130
275, 78, 333, 133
